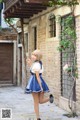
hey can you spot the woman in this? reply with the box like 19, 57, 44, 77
26, 49, 54, 120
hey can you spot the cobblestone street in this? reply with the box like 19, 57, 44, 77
0, 86, 79, 120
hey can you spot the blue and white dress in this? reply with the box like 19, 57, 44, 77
26, 61, 49, 93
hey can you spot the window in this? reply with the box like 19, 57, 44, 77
18, 32, 22, 44
49, 14, 56, 38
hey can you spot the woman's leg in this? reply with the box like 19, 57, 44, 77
32, 93, 40, 119
39, 92, 49, 104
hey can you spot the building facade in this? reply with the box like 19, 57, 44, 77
0, 3, 17, 86
0, 29, 17, 87
19, 4, 80, 113
4, 0, 80, 113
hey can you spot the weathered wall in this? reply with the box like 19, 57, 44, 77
0, 28, 17, 40
22, 1, 80, 111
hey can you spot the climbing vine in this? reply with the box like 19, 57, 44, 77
49, 0, 79, 6
57, 15, 78, 79
58, 16, 76, 51
0, 0, 3, 3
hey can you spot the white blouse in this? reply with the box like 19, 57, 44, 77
30, 62, 44, 73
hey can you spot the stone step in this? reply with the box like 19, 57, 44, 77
0, 84, 14, 87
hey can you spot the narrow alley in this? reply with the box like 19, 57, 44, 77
0, 86, 79, 120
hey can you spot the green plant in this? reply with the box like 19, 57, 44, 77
66, 66, 72, 73
66, 66, 77, 76
0, 0, 3, 3
58, 39, 71, 51
58, 16, 76, 52
49, 0, 79, 6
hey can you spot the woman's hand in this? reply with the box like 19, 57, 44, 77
26, 58, 32, 66
35, 71, 43, 92
41, 86, 43, 92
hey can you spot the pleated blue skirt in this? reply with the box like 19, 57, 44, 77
25, 74, 49, 94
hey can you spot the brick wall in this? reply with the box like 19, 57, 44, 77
76, 16, 80, 112
26, 13, 61, 105
24, 3, 80, 111
0, 28, 17, 40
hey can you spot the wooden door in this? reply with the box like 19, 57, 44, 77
0, 43, 13, 84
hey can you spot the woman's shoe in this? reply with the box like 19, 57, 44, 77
49, 94, 54, 103
37, 118, 41, 120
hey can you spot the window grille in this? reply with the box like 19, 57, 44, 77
61, 14, 76, 101
49, 14, 56, 38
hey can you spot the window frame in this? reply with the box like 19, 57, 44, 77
49, 14, 56, 38
60, 14, 76, 101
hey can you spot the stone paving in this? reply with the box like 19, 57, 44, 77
0, 86, 80, 120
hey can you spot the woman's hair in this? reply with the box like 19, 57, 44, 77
32, 49, 42, 61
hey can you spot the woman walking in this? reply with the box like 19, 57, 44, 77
26, 49, 53, 120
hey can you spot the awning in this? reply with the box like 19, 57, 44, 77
4, 0, 49, 18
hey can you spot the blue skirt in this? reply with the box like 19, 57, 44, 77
25, 74, 49, 93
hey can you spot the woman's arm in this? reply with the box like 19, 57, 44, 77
35, 71, 43, 91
